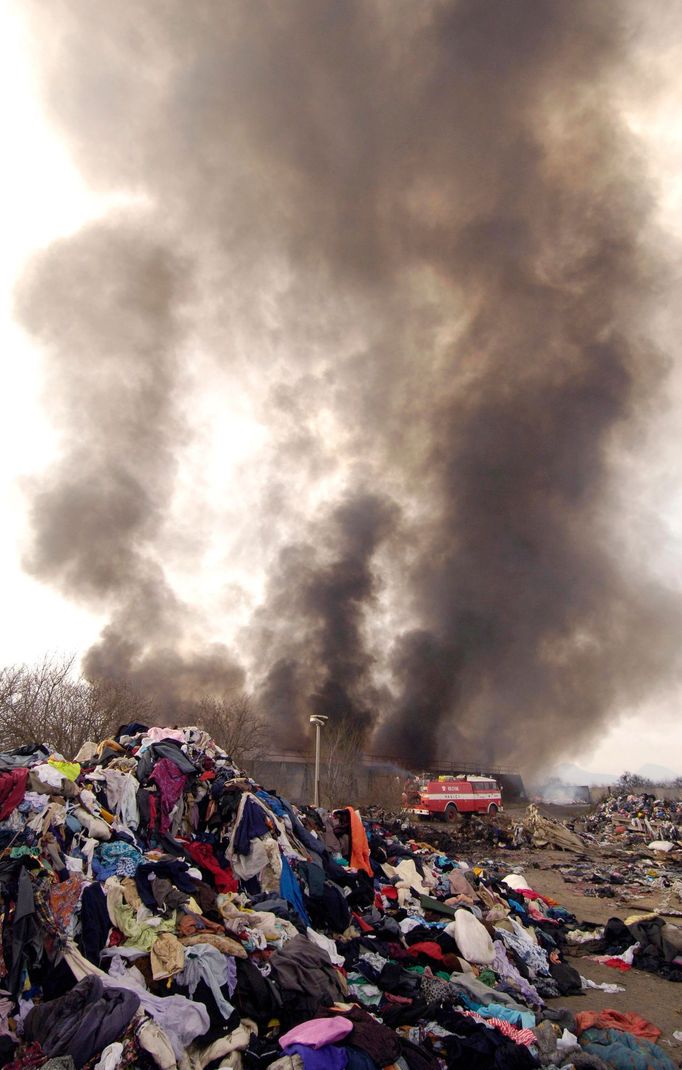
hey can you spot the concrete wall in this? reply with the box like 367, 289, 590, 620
589, 784, 682, 803
247, 755, 524, 808
248, 757, 404, 809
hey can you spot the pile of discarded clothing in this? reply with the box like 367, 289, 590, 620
584, 795, 682, 852
0, 725, 676, 1070
567, 912, 682, 984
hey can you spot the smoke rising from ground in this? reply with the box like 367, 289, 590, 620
15, 0, 682, 766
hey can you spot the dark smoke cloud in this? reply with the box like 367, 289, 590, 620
16, 0, 682, 765
250, 492, 399, 747
15, 221, 244, 712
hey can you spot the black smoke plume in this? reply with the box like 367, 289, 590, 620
15, 222, 244, 711
250, 492, 399, 747
15, 0, 682, 765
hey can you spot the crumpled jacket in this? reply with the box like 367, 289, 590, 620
64, 941, 210, 1061
270, 934, 347, 1011
24, 976, 140, 1069
0, 863, 44, 997
136, 741, 196, 783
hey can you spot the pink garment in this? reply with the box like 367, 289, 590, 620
279, 1017, 353, 1050
145, 727, 185, 744
149, 759, 186, 833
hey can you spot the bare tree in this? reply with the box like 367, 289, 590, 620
615, 771, 653, 792
195, 693, 268, 766
0, 655, 152, 757
320, 721, 365, 808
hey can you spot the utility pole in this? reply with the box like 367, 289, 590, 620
309, 715, 328, 807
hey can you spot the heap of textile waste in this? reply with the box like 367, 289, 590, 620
0, 725, 677, 1070
582, 794, 682, 853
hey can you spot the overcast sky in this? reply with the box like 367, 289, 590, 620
3, 2, 682, 775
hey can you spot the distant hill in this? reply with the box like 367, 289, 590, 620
551, 760, 681, 787
552, 762, 618, 786
636, 762, 681, 783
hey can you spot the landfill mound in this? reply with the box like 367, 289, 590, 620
584, 793, 682, 852
0, 726, 680, 1070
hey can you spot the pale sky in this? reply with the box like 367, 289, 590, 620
3, 3, 682, 775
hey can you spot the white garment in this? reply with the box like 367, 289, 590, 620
32, 764, 64, 789
75, 741, 99, 763
137, 1019, 178, 1070
399, 917, 424, 934
448, 910, 494, 965
581, 976, 625, 994
306, 927, 344, 966
103, 769, 140, 830
187, 1025, 254, 1070
502, 873, 530, 891
94, 1041, 124, 1070
71, 807, 111, 841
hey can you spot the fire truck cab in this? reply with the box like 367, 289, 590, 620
402, 774, 502, 822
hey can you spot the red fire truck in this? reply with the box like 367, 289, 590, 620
402, 774, 502, 822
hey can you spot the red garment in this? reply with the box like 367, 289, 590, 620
186, 841, 238, 893
0, 769, 27, 821
598, 957, 631, 971
516, 889, 558, 906
148, 793, 159, 832
380, 885, 398, 900
352, 911, 374, 933
574, 1010, 660, 1042
460, 1010, 536, 1047
405, 941, 445, 962
3, 1042, 46, 1070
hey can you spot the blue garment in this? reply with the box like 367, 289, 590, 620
344, 1047, 378, 1070
233, 797, 270, 855
548, 906, 573, 920
92, 841, 143, 880
475, 1003, 535, 1030
284, 1045, 348, 1070
581, 1029, 677, 1070
277, 797, 326, 857
279, 855, 311, 927
256, 790, 287, 818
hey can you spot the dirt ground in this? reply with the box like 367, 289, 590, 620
412, 805, 682, 1058
518, 851, 682, 1051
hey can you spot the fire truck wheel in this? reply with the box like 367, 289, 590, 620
488, 803, 498, 816
444, 803, 460, 824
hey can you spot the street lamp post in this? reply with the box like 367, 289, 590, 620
309, 715, 328, 807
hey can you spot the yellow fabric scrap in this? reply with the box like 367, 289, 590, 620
48, 759, 81, 781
